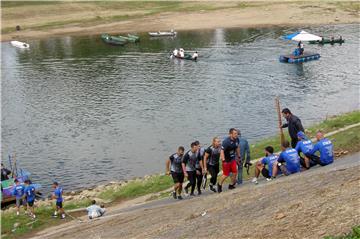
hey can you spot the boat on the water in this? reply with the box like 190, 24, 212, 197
10, 41, 29, 49
101, 34, 127, 46
118, 34, 140, 43
309, 38, 345, 45
1, 169, 42, 205
149, 30, 176, 37
279, 52, 320, 63
171, 53, 197, 61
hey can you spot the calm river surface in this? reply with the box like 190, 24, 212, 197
1, 24, 359, 192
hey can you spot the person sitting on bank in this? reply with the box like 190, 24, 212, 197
87, 200, 106, 219
1, 163, 11, 181
307, 131, 334, 167
272, 140, 301, 177
252, 146, 278, 184
295, 131, 317, 169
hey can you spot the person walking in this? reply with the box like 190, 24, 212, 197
12, 179, 26, 216
203, 137, 221, 192
51, 182, 65, 219
194, 141, 204, 195
237, 130, 251, 184
24, 180, 36, 219
280, 108, 304, 148
166, 146, 185, 200
182, 142, 199, 196
217, 128, 240, 193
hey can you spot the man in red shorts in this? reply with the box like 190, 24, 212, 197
218, 128, 240, 193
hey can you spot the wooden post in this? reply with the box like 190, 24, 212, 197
275, 97, 285, 146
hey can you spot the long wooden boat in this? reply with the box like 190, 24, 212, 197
171, 53, 197, 61
101, 34, 127, 46
309, 38, 345, 45
149, 31, 177, 37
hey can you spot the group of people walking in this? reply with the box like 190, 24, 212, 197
166, 108, 334, 199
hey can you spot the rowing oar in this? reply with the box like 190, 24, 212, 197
275, 96, 285, 146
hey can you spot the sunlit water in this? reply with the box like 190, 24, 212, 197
1, 24, 359, 193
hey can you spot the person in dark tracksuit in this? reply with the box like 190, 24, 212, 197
280, 108, 305, 148
203, 137, 221, 193
166, 146, 185, 200
182, 142, 199, 196
194, 141, 204, 195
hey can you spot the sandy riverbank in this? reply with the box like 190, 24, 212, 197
1, 1, 359, 42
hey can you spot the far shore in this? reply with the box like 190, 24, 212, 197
1, 1, 359, 42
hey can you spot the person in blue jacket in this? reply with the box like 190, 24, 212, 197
24, 179, 36, 219
308, 131, 334, 166
273, 140, 301, 177
52, 181, 65, 219
237, 130, 251, 185
295, 131, 317, 169
12, 179, 26, 216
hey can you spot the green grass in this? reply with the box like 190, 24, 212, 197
98, 175, 173, 201
324, 225, 360, 239
1, 199, 91, 239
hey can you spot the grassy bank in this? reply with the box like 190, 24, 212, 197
325, 225, 360, 239
1, 111, 359, 238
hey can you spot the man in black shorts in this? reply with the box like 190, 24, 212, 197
182, 142, 199, 196
166, 146, 185, 200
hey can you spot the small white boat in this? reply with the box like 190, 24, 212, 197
10, 41, 30, 49
148, 30, 177, 37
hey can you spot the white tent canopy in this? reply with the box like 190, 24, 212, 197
284, 30, 322, 42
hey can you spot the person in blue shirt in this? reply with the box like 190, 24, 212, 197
308, 131, 334, 166
12, 179, 26, 216
252, 146, 279, 184
166, 146, 185, 200
273, 141, 301, 177
52, 181, 65, 219
295, 131, 318, 169
24, 179, 36, 219
237, 130, 251, 185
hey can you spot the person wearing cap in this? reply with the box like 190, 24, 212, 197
280, 108, 304, 148
308, 131, 334, 166
24, 180, 36, 219
237, 129, 251, 185
51, 181, 65, 219
12, 179, 26, 216
295, 131, 317, 169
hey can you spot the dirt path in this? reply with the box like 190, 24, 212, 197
2, 1, 359, 42
30, 152, 360, 239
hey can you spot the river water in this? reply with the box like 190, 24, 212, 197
1, 24, 359, 193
